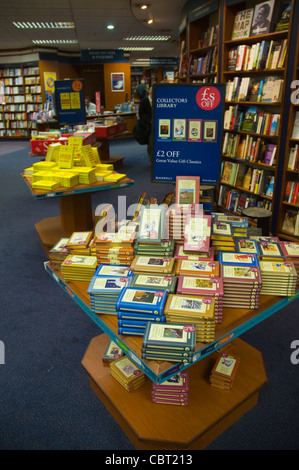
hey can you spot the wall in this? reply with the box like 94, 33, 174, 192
103, 62, 131, 111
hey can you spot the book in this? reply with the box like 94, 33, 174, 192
281, 210, 297, 234
177, 275, 224, 297
183, 214, 212, 253
231, 9, 254, 40
110, 356, 146, 391
175, 259, 220, 277
130, 274, 177, 293
137, 205, 165, 245
58, 145, 74, 169
175, 175, 200, 207
274, 2, 291, 31
115, 287, 168, 315
235, 238, 261, 256
257, 240, 285, 260
102, 340, 124, 363
130, 255, 175, 274
218, 252, 259, 267
250, 1, 276, 36
210, 353, 240, 391
241, 107, 258, 132
142, 321, 196, 352
292, 112, 299, 139
263, 143, 277, 165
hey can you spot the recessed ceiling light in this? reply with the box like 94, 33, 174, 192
140, 4, 148, 9
107, 24, 115, 30
147, 19, 154, 24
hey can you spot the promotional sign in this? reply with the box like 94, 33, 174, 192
151, 83, 224, 185
54, 79, 86, 126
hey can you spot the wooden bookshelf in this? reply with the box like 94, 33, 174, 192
277, 24, 299, 240
217, 0, 295, 226
0, 62, 42, 138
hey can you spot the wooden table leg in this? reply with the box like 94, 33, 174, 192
59, 192, 93, 233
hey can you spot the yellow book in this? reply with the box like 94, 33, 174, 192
33, 161, 57, 171
45, 142, 62, 162
103, 172, 126, 182
96, 163, 114, 171
92, 146, 101, 164
32, 180, 61, 190
81, 144, 98, 167
58, 146, 74, 169
68, 136, 83, 159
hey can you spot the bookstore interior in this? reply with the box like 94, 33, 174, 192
2, 0, 299, 450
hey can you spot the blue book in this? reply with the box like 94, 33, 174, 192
117, 311, 166, 322
118, 326, 146, 336
94, 264, 134, 278
218, 252, 259, 267
116, 287, 168, 315
118, 319, 162, 329
87, 275, 132, 295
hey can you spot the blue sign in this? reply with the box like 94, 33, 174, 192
55, 79, 86, 126
151, 83, 225, 185
80, 49, 129, 63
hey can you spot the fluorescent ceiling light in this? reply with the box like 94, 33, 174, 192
13, 21, 75, 29
120, 46, 154, 51
123, 35, 170, 41
32, 39, 78, 44
107, 24, 115, 30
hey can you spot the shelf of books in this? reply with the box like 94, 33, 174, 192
277, 26, 299, 240
187, 0, 220, 84
218, 0, 294, 222
0, 62, 42, 138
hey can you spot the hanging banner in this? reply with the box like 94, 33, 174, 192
54, 78, 86, 126
151, 83, 225, 185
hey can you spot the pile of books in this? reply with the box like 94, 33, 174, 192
259, 261, 297, 297
211, 220, 236, 254
115, 286, 168, 336
70, 166, 97, 185
174, 244, 215, 262
93, 231, 135, 266
257, 240, 285, 262
279, 241, 299, 289
88, 264, 133, 315
130, 273, 177, 293
212, 213, 248, 237
209, 353, 240, 391
48, 238, 70, 269
134, 240, 175, 257
66, 231, 93, 256
175, 258, 220, 277
141, 321, 196, 363
164, 294, 216, 343
235, 238, 261, 258
168, 207, 192, 243
61, 254, 97, 282
131, 255, 175, 274
177, 275, 223, 324
220, 263, 262, 309
151, 371, 189, 406
32, 180, 61, 191
110, 355, 146, 392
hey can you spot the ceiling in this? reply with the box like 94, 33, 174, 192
0, 0, 189, 62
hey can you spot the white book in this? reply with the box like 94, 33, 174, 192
247, 44, 256, 70
292, 112, 299, 139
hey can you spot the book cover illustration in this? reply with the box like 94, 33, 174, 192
231, 8, 254, 40
184, 214, 211, 253
250, 1, 275, 36
143, 322, 196, 351
116, 287, 168, 314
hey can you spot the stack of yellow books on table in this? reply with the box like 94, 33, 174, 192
32, 180, 61, 191
61, 254, 97, 282
55, 171, 79, 188
110, 356, 146, 392
72, 166, 97, 184
32, 170, 57, 183
66, 231, 93, 256
32, 161, 58, 171
48, 238, 70, 269
164, 294, 216, 343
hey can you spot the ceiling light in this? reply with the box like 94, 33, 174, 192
107, 24, 115, 30
120, 46, 154, 51
123, 35, 170, 41
32, 39, 78, 44
140, 4, 148, 9
13, 21, 75, 29
147, 19, 154, 24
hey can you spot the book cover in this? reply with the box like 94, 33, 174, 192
177, 275, 224, 297
117, 311, 166, 322
183, 214, 212, 253
102, 340, 124, 363
87, 276, 131, 295
231, 9, 254, 40
279, 241, 299, 258
221, 265, 262, 285
274, 3, 291, 32
115, 287, 168, 314
130, 256, 175, 274
175, 175, 200, 207
175, 259, 220, 277
218, 252, 259, 267
258, 241, 284, 258
241, 107, 258, 132
142, 322, 196, 351
94, 264, 134, 278
281, 210, 297, 234
130, 274, 177, 293
250, 1, 276, 36
292, 112, 299, 139
137, 205, 164, 245
152, 371, 189, 392
235, 238, 261, 255
164, 294, 215, 319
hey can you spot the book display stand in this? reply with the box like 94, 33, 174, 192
23, 176, 134, 254
44, 261, 298, 449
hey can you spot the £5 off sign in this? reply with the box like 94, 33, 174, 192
196, 86, 221, 110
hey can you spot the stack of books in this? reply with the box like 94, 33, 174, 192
32, 180, 61, 191
259, 261, 297, 297
115, 287, 168, 336
72, 166, 96, 184
102, 339, 124, 364
168, 207, 195, 243
110, 356, 146, 392
61, 255, 97, 282
130, 255, 175, 274
130, 273, 177, 293
151, 371, 189, 406
141, 321, 196, 363
174, 245, 215, 262
134, 240, 175, 257
176, 275, 223, 324
93, 231, 135, 266
164, 294, 215, 343
212, 213, 248, 237
235, 238, 261, 258
66, 231, 93, 256
279, 241, 299, 289
209, 353, 240, 391
48, 238, 70, 269
88, 265, 133, 316
257, 240, 285, 262
175, 259, 220, 278
220, 264, 262, 309
211, 221, 236, 254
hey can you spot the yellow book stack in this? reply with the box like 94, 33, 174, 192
81, 144, 98, 167
58, 146, 74, 169
55, 171, 79, 188
45, 142, 62, 162
103, 172, 126, 182
61, 254, 97, 282
110, 356, 146, 392
32, 161, 58, 171
32, 180, 61, 191
68, 136, 84, 165
73, 167, 97, 184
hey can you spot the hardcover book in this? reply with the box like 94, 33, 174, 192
137, 205, 165, 245
177, 275, 224, 298
115, 287, 168, 315
231, 8, 254, 40
94, 264, 134, 278
174, 245, 215, 261
175, 259, 220, 277
183, 214, 212, 253
250, 0, 275, 36
102, 340, 124, 363
142, 321, 196, 351
130, 274, 177, 293
130, 256, 175, 274
218, 252, 259, 267
235, 238, 261, 256
175, 175, 200, 208
164, 294, 215, 320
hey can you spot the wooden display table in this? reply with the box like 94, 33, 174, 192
82, 334, 267, 450
23, 175, 134, 254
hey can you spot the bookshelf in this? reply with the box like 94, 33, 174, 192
0, 62, 42, 138
217, 0, 294, 224
276, 24, 299, 240
187, 0, 221, 84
